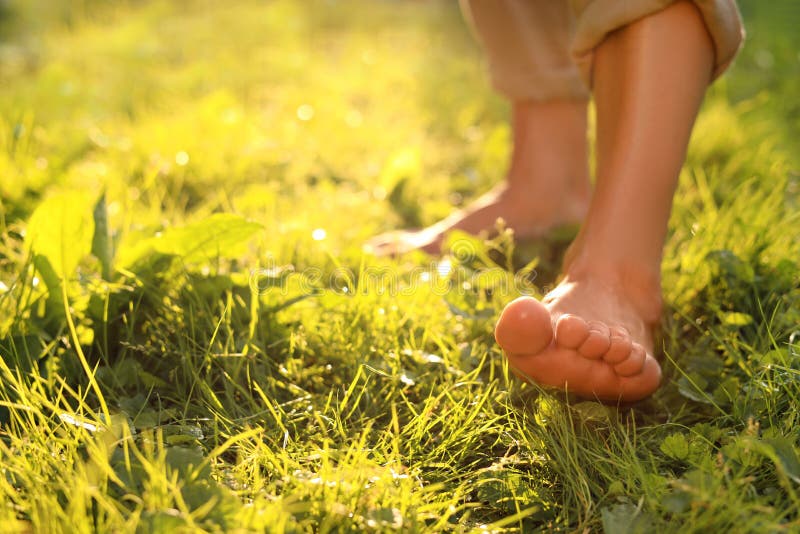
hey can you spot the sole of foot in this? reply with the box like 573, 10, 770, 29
494, 293, 662, 403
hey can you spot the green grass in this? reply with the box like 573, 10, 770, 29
0, 0, 799, 532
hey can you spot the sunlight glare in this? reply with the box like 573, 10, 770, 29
437, 259, 452, 277
297, 104, 315, 121
59, 413, 98, 432
345, 109, 363, 127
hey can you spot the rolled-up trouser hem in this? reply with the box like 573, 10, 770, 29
571, 0, 745, 87
461, 0, 744, 102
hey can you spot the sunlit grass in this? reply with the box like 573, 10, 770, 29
0, 0, 798, 531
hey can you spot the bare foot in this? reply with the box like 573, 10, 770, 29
494, 274, 662, 403
365, 182, 589, 255
365, 99, 592, 256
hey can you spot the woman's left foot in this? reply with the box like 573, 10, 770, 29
365, 181, 589, 256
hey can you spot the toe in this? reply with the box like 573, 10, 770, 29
604, 326, 633, 364
619, 356, 662, 402
554, 314, 590, 349
495, 297, 553, 355
614, 343, 647, 377
577, 321, 612, 359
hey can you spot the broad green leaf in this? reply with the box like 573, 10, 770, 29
601, 503, 654, 534
114, 228, 160, 269
181, 482, 241, 527
760, 437, 800, 484
661, 491, 691, 514
475, 470, 539, 513
691, 423, 725, 444
571, 401, 612, 422
138, 510, 189, 532
365, 507, 403, 529
712, 376, 741, 404
721, 439, 757, 468
755, 349, 791, 366
0, 335, 42, 372
138, 369, 169, 388
132, 411, 159, 429
26, 192, 95, 280
153, 213, 263, 263
676, 374, 712, 403
380, 146, 421, 190
163, 424, 204, 444
165, 446, 211, 479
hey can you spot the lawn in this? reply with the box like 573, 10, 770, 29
0, 0, 798, 532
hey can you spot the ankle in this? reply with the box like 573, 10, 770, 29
493, 181, 589, 230
503, 172, 591, 209
562, 256, 663, 324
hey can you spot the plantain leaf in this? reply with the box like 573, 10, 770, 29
152, 213, 263, 263
26, 192, 95, 280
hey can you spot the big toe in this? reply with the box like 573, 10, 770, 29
495, 297, 554, 355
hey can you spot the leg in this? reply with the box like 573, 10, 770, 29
495, 1, 716, 402
366, 0, 592, 256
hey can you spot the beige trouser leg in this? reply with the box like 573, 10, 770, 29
459, 0, 590, 101
461, 0, 744, 101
